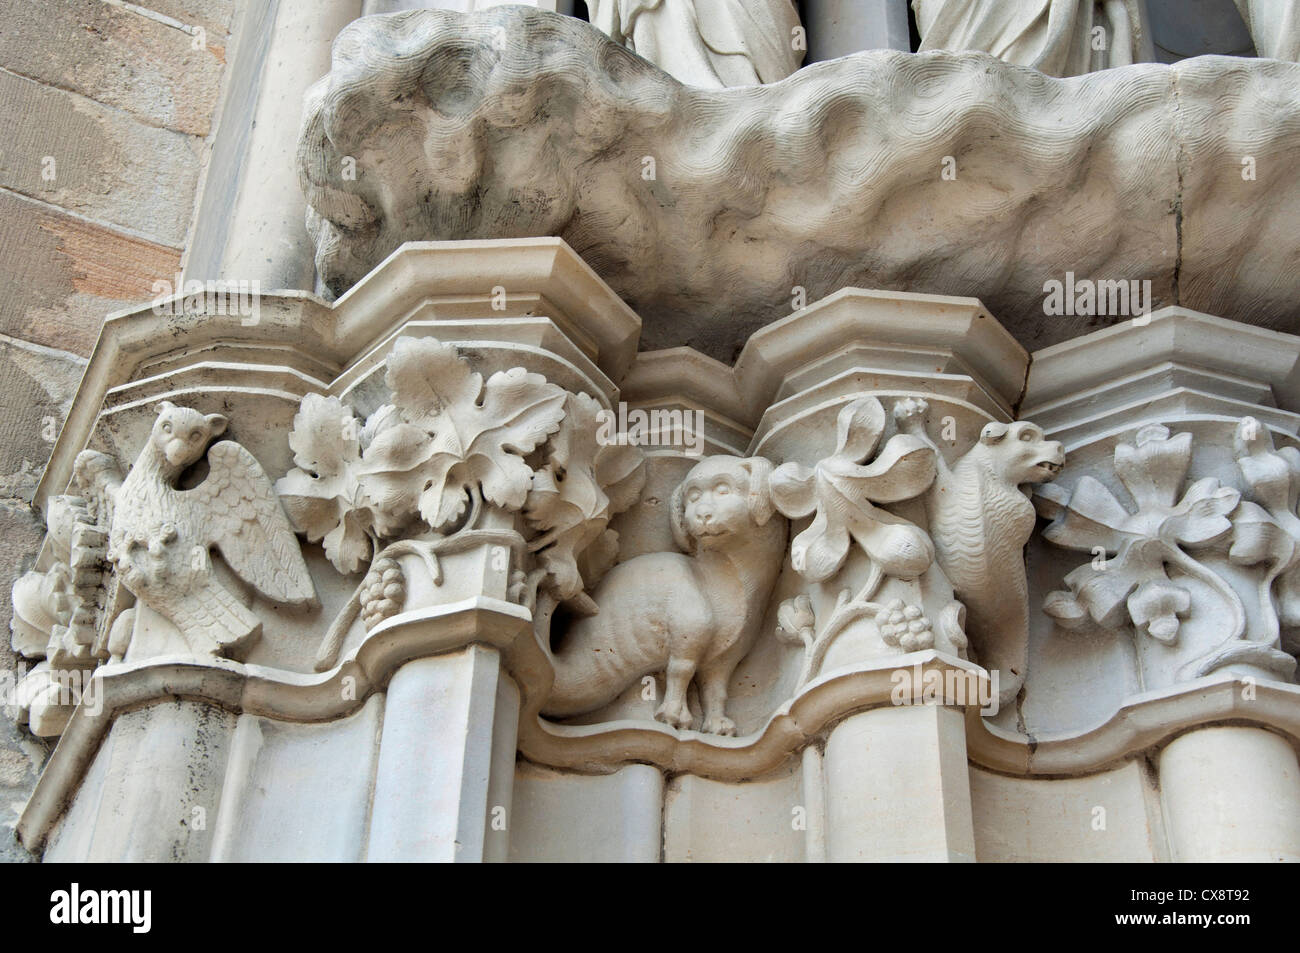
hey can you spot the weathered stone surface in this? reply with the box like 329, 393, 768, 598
0, 500, 51, 863
299, 7, 1300, 361
0, 189, 181, 355
969, 762, 1164, 862
0, 334, 85, 501
0, 0, 225, 137
0, 69, 201, 246
137, 0, 236, 37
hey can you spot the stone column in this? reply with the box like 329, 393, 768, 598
217, 0, 363, 290
735, 288, 1027, 862
824, 704, 975, 862
367, 646, 520, 862
18, 239, 642, 860
1159, 726, 1300, 861
800, 0, 912, 62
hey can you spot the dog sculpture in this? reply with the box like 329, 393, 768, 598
541, 455, 786, 735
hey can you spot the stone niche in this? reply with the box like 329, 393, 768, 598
11, 3, 1300, 864
11, 238, 1300, 863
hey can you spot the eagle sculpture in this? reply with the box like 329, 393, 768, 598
74, 401, 316, 658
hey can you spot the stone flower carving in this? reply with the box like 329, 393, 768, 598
764, 396, 943, 688
369, 337, 568, 530
769, 396, 936, 588
1036, 424, 1244, 649
288, 339, 648, 672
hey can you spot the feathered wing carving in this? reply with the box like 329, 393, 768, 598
188, 441, 316, 606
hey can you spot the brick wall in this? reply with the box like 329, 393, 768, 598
0, 0, 239, 860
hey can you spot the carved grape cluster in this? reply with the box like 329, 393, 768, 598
360, 556, 405, 631
879, 598, 934, 651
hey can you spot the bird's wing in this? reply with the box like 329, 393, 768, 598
72, 449, 123, 528
189, 441, 316, 605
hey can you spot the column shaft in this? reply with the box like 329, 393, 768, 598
1159, 725, 1300, 862
824, 704, 976, 862
367, 646, 520, 862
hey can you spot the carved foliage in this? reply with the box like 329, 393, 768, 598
278, 337, 570, 573
1036, 420, 1300, 682
769, 396, 936, 584
1037, 425, 1241, 646
276, 395, 373, 575
279, 338, 646, 651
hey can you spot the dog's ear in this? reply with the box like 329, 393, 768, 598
980, 422, 1010, 445
670, 478, 696, 553
743, 457, 775, 526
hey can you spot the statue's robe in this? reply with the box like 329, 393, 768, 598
587, 0, 804, 88
912, 0, 1146, 76
1235, 0, 1300, 61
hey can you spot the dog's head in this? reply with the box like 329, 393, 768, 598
670, 455, 776, 553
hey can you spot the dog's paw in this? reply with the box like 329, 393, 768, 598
701, 713, 736, 736
654, 700, 694, 731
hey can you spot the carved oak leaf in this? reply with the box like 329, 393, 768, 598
770, 396, 936, 583
361, 337, 567, 530
276, 394, 374, 575
524, 393, 646, 600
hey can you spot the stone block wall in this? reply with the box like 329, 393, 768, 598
0, 0, 238, 860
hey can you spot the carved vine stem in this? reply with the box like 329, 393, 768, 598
796, 560, 886, 687
1159, 543, 1248, 680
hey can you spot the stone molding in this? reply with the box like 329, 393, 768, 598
15, 239, 1300, 856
